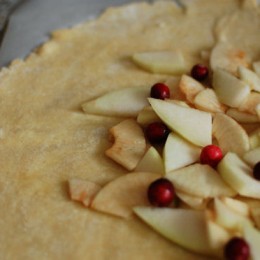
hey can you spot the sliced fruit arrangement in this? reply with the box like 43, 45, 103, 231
77, 52, 260, 259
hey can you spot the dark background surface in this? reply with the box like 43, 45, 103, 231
0, 0, 144, 67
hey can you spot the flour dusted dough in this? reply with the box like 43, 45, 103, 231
0, 1, 257, 259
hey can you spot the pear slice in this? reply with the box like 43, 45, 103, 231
167, 164, 236, 199
135, 146, 164, 174
256, 103, 260, 118
241, 123, 260, 135
252, 60, 260, 76
226, 108, 259, 123
214, 198, 252, 233
132, 51, 187, 75
106, 119, 146, 171
91, 172, 160, 218
238, 92, 260, 115
68, 178, 101, 207
220, 197, 250, 218
243, 147, 260, 167
200, 50, 210, 61
251, 208, 260, 229
163, 133, 201, 173
194, 88, 227, 113
175, 190, 208, 210
238, 65, 260, 92
164, 76, 185, 100
166, 99, 190, 108
179, 75, 205, 104
243, 225, 260, 260
249, 128, 260, 149
136, 106, 160, 127
239, 198, 260, 229
213, 113, 249, 155
133, 207, 218, 256
210, 42, 250, 75
212, 68, 250, 108
218, 152, 260, 199
81, 86, 149, 117
207, 220, 231, 257
149, 98, 212, 147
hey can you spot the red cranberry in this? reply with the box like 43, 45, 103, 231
147, 178, 175, 207
146, 122, 170, 143
224, 237, 250, 260
200, 145, 223, 168
191, 64, 209, 81
253, 161, 260, 181
150, 83, 170, 100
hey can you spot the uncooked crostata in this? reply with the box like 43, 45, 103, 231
0, 1, 259, 259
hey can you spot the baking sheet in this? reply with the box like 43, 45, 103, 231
0, 0, 144, 67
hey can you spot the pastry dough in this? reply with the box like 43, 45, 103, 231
0, 1, 257, 259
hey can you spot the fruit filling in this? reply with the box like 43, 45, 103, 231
147, 178, 175, 207
224, 237, 250, 260
145, 122, 170, 144
191, 64, 209, 81
200, 145, 223, 168
253, 162, 260, 180
77, 46, 260, 259
150, 82, 170, 100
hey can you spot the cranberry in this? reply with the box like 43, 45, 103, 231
253, 161, 260, 181
191, 64, 209, 81
224, 237, 250, 260
150, 83, 170, 100
146, 122, 170, 143
147, 178, 175, 207
200, 145, 223, 168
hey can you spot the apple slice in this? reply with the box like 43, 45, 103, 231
214, 198, 252, 233
226, 108, 259, 124
175, 190, 208, 210
68, 178, 101, 207
167, 164, 236, 198
91, 172, 161, 218
149, 98, 212, 147
136, 106, 160, 127
133, 206, 218, 256
243, 147, 260, 167
132, 51, 187, 75
243, 224, 260, 260
81, 86, 149, 117
179, 75, 205, 104
218, 152, 260, 199
237, 65, 260, 92
194, 88, 227, 113
163, 133, 201, 173
106, 119, 146, 171
213, 113, 249, 155
212, 68, 250, 108
135, 146, 164, 174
